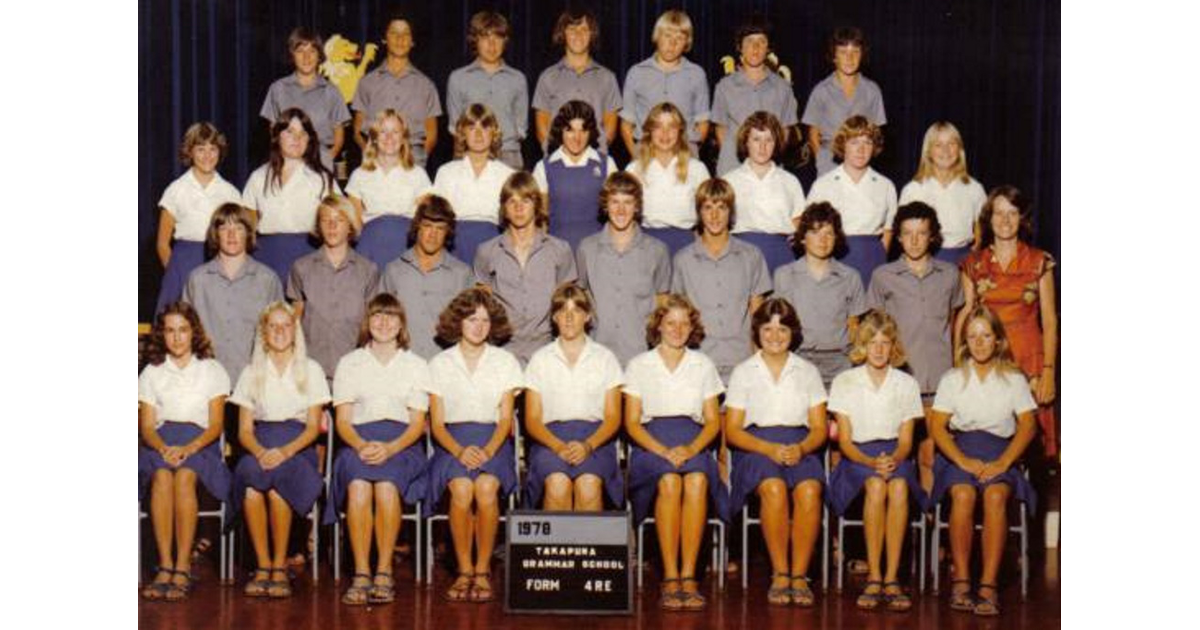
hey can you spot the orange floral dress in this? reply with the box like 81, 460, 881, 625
961, 242, 1057, 457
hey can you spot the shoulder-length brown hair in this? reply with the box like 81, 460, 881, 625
750, 297, 803, 352
978, 184, 1035, 248
645, 293, 706, 349
204, 202, 257, 258
832, 115, 884, 161
144, 301, 216, 365
357, 292, 411, 349
548, 282, 594, 337
500, 171, 549, 230
453, 103, 503, 159
435, 287, 513, 347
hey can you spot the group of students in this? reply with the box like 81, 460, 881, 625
140, 6, 1059, 620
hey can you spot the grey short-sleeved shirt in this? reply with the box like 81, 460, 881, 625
473, 232, 578, 364
711, 70, 799, 176
621, 56, 710, 147
532, 59, 622, 151
670, 237, 772, 381
379, 248, 474, 360
866, 258, 964, 394
183, 257, 284, 384
260, 74, 351, 169
351, 64, 443, 166
286, 248, 380, 379
772, 257, 867, 384
800, 73, 886, 176
446, 61, 529, 154
575, 227, 672, 366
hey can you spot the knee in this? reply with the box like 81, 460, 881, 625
347, 480, 372, 506
887, 479, 909, 502
474, 476, 500, 507
544, 473, 572, 500
683, 472, 708, 499
448, 480, 474, 509
949, 484, 977, 509
657, 474, 682, 499
793, 480, 822, 511
757, 479, 787, 508
983, 485, 1010, 514
151, 469, 173, 491
575, 475, 602, 499
863, 477, 886, 503
373, 481, 399, 504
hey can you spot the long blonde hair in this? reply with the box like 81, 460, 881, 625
362, 109, 415, 171
635, 102, 691, 183
913, 121, 969, 184
246, 301, 312, 403
955, 305, 1021, 386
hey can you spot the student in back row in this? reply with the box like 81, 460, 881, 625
446, 11, 528, 170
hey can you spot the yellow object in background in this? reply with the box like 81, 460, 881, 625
321, 35, 379, 103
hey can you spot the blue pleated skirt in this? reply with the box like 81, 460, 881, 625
140, 422, 232, 504
323, 420, 428, 524
356, 216, 411, 269
737, 232, 794, 275
827, 439, 927, 516
643, 227, 696, 258
729, 426, 824, 516
156, 241, 206, 315
523, 420, 624, 508
231, 421, 323, 519
840, 234, 887, 288
453, 220, 500, 267
424, 422, 517, 509
934, 245, 971, 267
931, 431, 1037, 515
257, 233, 317, 283
627, 416, 729, 525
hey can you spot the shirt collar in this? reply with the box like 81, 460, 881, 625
163, 355, 198, 376
375, 62, 416, 79
550, 336, 596, 364
499, 230, 551, 257
797, 256, 848, 279
400, 247, 451, 271
466, 59, 515, 76
549, 146, 601, 165
557, 58, 599, 74
205, 256, 262, 282
737, 160, 778, 180
831, 164, 880, 185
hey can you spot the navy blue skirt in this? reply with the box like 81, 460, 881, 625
523, 420, 624, 508
140, 422, 232, 504
827, 439, 927, 516
424, 422, 517, 509
627, 416, 730, 525
643, 227, 695, 258
934, 245, 971, 267
729, 426, 824, 516
323, 420, 428, 524
738, 232, 793, 275
357, 216, 411, 268
257, 233, 317, 283
931, 431, 1037, 515
156, 241, 206, 315
231, 421, 323, 519
453, 220, 500, 267
840, 235, 887, 288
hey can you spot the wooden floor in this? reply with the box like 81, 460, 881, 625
139, 541, 1060, 629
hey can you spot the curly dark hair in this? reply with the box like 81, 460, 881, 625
791, 201, 848, 259
887, 201, 944, 260
750, 297, 803, 351
144, 302, 216, 366
435, 287, 514, 347
546, 100, 599, 158
645, 293, 706, 349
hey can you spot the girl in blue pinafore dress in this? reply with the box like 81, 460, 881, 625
534, 100, 616, 252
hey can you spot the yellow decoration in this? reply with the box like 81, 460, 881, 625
321, 34, 378, 104
718, 53, 792, 84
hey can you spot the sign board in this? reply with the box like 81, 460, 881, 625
504, 510, 633, 615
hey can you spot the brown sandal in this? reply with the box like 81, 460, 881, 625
678, 577, 707, 611
444, 572, 473, 602
469, 572, 495, 603
243, 569, 272, 598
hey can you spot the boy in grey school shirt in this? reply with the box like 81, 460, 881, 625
801, 27, 886, 177
532, 8, 622, 152
260, 27, 351, 171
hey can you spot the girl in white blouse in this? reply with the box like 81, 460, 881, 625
626, 102, 710, 256
725, 297, 827, 607
230, 301, 330, 598
138, 302, 232, 601
928, 306, 1037, 617
523, 283, 624, 511
325, 293, 432, 605
426, 288, 523, 603
623, 293, 726, 611
898, 122, 986, 266
826, 309, 924, 612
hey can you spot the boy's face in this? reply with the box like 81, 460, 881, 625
739, 34, 769, 68
476, 31, 506, 65
292, 42, 320, 76
504, 194, 537, 231
834, 43, 862, 76
605, 192, 638, 231
318, 207, 351, 248
563, 21, 592, 56
217, 220, 248, 257
416, 219, 449, 255
385, 20, 414, 59
803, 223, 836, 260
699, 199, 731, 236
655, 26, 688, 63
898, 218, 933, 262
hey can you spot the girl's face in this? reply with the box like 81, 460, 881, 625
190, 142, 220, 176
655, 26, 688, 63
264, 309, 296, 354
746, 128, 776, 166
843, 134, 874, 170
291, 42, 320, 76
700, 199, 731, 236
217, 220, 248, 257
162, 313, 194, 360
553, 299, 590, 341
658, 307, 694, 350
503, 194, 537, 230
465, 121, 494, 155
739, 34, 769, 68
865, 330, 894, 370
279, 118, 310, 160
649, 113, 681, 154
376, 116, 405, 158
562, 119, 591, 157
965, 317, 998, 365
564, 21, 592, 56
803, 222, 836, 260
369, 311, 403, 345
605, 192, 638, 231
385, 20, 414, 58
989, 196, 1022, 242
415, 219, 449, 256
758, 315, 792, 356
461, 305, 492, 347
318, 206, 351, 248
476, 32, 506, 65
834, 43, 862, 76
898, 218, 932, 262
930, 130, 962, 172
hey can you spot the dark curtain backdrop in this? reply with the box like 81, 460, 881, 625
139, 0, 1060, 321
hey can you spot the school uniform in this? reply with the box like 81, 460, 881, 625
351, 64, 442, 167
532, 147, 618, 251
430, 158, 515, 264
532, 58, 622, 153
575, 226, 672, 366
671, 236, 772, 382
446, 61, 529, 168
726, 352, 827, 515
154, 169, 241, 313
522, 337, 625, 507
241, 164, 340, 282
772, 257, 868, 386
621, 56, 710, 151
183, 257, 284, 386
627, 156, 710, 256
229, 358, 331, 518
323, 348, 432, 524
623, 348, 729, 525
724, 161, 806, 272
825, 365, 927, 515
711, 69, 799, 176
898, 177, 986, 265
800, 73, 886, 176
806, 165, 897, 286
867, 259, 964, 395
138, 357, 233, 504
260, 74, 352, 170
379, 248, 474, 359
930, 366, 1038, 513
345, 163, 433, 267
424, 344, 524, 508
285, 248, 380, 380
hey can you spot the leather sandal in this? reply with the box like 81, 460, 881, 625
856, 580, 884, 610
790, 575, 815, 607
767, 573, 791, 606
949, 578, 975, 612
974, 583, 1001, 617
341, 573, 372, 606
883, 581, 912, 612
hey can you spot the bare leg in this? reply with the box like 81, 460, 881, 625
472, 475, 501, 575
883, 478, 909, 584
149, 469, 176, 573
446, 478, 476, 575
679, 472, 710, 608
862, 477, 887, 583
574, 474, 604, 512
267, 490, 294, 569
756, 479, 790, 578
790, 480, 823, 578
655, 474, 683, 580
948, 484, 978, 584
979, 483, 1011, 588
543, 473, 573, 511
243, 489, 271, 571
374, 482, 402, 575
171, 469, 199, 578
346, 480, 374, 577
